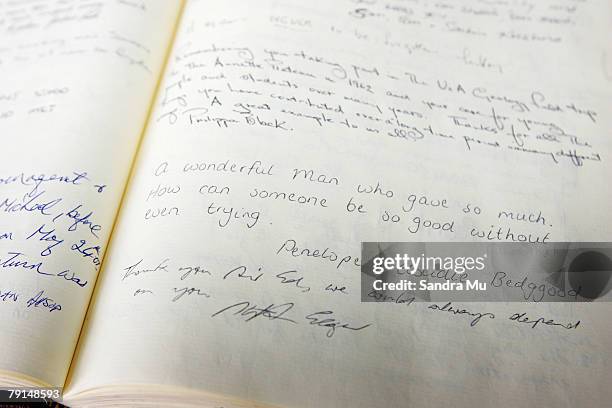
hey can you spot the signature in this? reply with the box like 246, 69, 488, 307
305, 311, 371, 338
211, 301, 296, 324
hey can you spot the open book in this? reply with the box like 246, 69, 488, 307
1, 0, 611, 406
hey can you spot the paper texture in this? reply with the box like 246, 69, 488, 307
66, 0, 612, 407
0, 0, 182, 386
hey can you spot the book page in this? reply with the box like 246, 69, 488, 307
67, 0, 612, 406
0, 0, 182, 387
